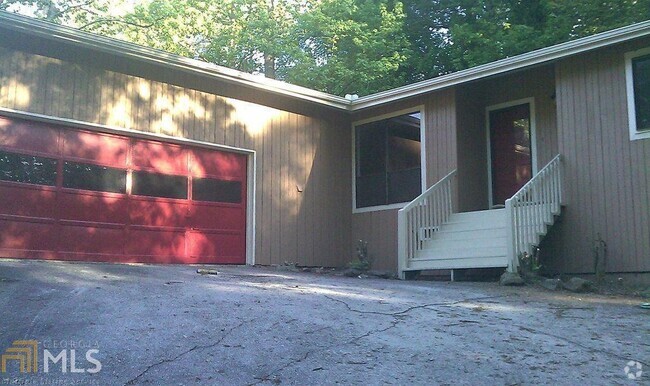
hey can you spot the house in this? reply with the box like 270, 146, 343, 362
0, 12, 648, 283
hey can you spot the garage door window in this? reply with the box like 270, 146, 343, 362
0, 150, 57, 186
132, 171, 188, 199
63, 161, 127, 194
192, 178, 241, 203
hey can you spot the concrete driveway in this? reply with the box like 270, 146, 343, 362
0, 260, 647, 385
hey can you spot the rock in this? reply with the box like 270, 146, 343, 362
562, 277, 593, 293
196, 269, 218, 275
343, 268, 362, 277
541, 278, 562, 291
499, 272, 525, 286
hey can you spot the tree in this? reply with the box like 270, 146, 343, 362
3, 0, 649, 95
289, 0, 411, 95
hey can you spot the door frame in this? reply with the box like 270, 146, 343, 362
485, 97, 538, 208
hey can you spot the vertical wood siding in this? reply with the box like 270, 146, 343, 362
543, 40, 650, 274
456, 65, 558, 211
350, 90, 457, 271
0, 46, 352, 268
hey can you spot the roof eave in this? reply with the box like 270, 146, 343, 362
350, 20, 650, 111
0, 12, 353, 111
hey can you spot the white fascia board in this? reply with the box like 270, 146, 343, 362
2, 11, 650, 113
351, 20, 650, 111
0, 11, 352, 111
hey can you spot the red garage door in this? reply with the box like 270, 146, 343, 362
0, 116, 247, 264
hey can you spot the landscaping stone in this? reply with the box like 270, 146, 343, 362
541, 278, 562, 291
562, 277, 593, 292
499, 272, 525, 286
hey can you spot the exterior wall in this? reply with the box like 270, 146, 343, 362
0, 44, 352, 268
350, 90, 457, 271
542, 38, 650, 274
455, 65, 558, 211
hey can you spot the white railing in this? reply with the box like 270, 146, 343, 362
398, 170, 456, 278
505, 154, 563, 272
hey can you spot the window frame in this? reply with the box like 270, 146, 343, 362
351, 106, 426, 213
625, 47, 650, 141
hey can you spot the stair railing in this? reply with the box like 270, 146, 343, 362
505, 154, 563, 273
398, 170, 456, 278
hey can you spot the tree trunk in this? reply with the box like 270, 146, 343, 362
264, 54, 276, 79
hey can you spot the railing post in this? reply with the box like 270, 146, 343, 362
397, 209, 408, 280
505, 198, 518, 273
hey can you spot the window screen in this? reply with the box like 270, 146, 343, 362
132, 171, 188, 199
0, 150, 57, 186
192, 178, 242, 203
63, 161, 127, 193
355, 112, 421, 209
633, 54, 650, 132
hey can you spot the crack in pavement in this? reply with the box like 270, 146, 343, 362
515, 324, 649, 366
123, 318, 253, 385
249, 351, 312, 386
323, 294, 510, 317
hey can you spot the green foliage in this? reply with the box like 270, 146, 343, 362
3, 0, 650, 95
288, 0, 411, 95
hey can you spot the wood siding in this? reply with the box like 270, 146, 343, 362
456, 65, 558, 211
0, 46, 352, 268
543, 39, 650, 274
350, 90, 457, 271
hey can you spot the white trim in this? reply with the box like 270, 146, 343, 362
485, 98, 537, 208
0, 12, 350, 111
0, 107, 257, 266
351, 106, 426, 214
353, 21, 650, 110
246, 151, 256, 265
625, 47, 650, 141
2, 12, 650, 112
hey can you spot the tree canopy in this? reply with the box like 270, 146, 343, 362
2, 0, 650, 96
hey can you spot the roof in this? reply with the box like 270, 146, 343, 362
1, 11, 650, 112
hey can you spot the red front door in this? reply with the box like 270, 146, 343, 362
0, 116, 247, 264
489, 103, 533, 206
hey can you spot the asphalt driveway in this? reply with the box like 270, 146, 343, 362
0, 260, 647, 385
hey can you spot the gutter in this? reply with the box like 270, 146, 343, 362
0, 11, 352, 111
1, 11, 649, 113
351, 20, 650, 111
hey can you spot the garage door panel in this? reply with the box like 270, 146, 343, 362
0, 219, 58, 252
0, 184, 57, 219
0, 117, 59, 155
59, 225, 125, 254
126, 229, 186, 259
190, 148, 246, 179
191, 205, 245, 230
129, 199, 189, 227
62, 130, 128, 166
188, 231, 245, 263
0, 116, 247, 265
58, 191, 129, 224
132, 140, 187, 174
